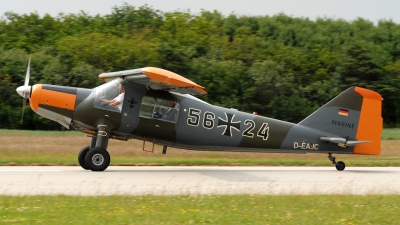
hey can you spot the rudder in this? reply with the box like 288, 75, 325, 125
353, 87, 383, 155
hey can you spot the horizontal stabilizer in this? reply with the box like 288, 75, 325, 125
320, 137, 370, 146
345, 140, 371, 146
320, 137, 346, 144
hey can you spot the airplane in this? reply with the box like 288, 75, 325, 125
16, 59, 383, 172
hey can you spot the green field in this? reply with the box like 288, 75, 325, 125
0, 129, 399, 167
0, 195, 399, 224
381, 128, 400, 140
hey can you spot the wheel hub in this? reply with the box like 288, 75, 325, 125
92, 153, 104, 166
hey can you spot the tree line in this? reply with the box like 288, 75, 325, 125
1, 3, 400, 130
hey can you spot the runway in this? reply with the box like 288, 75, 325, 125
0, 166, 399, 196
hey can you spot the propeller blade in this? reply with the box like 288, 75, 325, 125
20, 56, 31, 124
24, 56, 31, 87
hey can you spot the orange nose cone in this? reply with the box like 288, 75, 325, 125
29, 84, 42, 112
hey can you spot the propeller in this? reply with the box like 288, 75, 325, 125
16, 56, 32, 124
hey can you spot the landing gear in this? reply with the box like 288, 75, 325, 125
85, 147, 110, 171
78, 146, 90, 170
162, 145, 167, 154
335, 161, 346, 171
328, 153, 346, 171
78, 124, 112, 171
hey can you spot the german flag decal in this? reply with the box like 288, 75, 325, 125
338, 108, 349, 116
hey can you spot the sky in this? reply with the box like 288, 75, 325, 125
0, 0, 399, 24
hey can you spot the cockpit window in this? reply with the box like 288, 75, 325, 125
139, 96, 179, 123
93, 80, 124, 113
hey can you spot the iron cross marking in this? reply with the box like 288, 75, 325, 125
127, 97, 137, 108
217, 113, 241, 137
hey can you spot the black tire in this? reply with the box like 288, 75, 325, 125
78, 146, 90, 170
85, 147, 110, 171
335, 161, 346, 171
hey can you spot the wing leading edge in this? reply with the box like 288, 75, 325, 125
99, 67, 207, 95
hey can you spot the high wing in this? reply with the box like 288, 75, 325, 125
99, 67, 207, 95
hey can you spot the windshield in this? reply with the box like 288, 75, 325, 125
93, 80, 124, 112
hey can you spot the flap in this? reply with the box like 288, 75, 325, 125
99, 67, 207, 95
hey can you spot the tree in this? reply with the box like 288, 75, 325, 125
156, 42, 192, 76
337, 44, 382, 88
191, 58, 252, 110
1, 6, 400, 128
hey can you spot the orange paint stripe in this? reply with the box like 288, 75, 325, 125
38, 89, 76, 110
142, 67, 207, 94
354, 87, 383, 155
29, 84, 42, 112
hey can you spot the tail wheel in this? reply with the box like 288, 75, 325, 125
335, 161, 346, 171
78, 146, 90, 170
85, 147, 110, 171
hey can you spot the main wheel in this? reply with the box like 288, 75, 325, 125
85, 147, 110, 171
335, 161, 346, 171
78, 146, 90, 170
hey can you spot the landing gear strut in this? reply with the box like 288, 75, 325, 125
328, 153, 345, 171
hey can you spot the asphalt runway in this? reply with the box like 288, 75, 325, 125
0, 166, 399, 196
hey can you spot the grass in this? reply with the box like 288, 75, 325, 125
381, 128, 400, 140
0, 195, 399, 224
0, 129, 399, 166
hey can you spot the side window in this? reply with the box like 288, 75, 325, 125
139, 96, 180, 123
93, 80, 124, 113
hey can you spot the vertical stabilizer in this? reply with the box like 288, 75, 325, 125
299, 87, 382, 155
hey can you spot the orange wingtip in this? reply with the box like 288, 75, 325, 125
354, 87, 382, 155
142, 67, 207, 94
